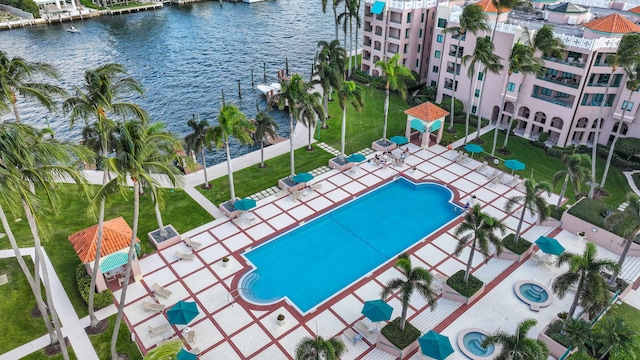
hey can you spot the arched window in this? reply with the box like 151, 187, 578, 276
518, 106, 530, 118
534, 111, 546, 124
612, 122, 629, 135
550, 117, 563, 129
576, 117, 588, 128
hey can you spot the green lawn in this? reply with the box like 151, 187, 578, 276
603, 302, 640, 339
89, 316, 142, 360
23, 347, 77, 360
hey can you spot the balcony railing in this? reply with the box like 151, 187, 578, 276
448, 50, 463, 58
375, 30, 382, 36
446, 67, 459, 75
374, 45, 381, 50
537, 75, 579, 89
532, 93, 573, 108
587, 81, 609, 87
364, 27, 372, 32
389, 33, 400, 40
542, 55, 586, 69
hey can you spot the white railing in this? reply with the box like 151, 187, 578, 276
365, 0, 438, 10
566, 0, 612, 9
554, 33, 620, 50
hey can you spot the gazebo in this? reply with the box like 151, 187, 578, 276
68, 216, 141, 292
404, 102, 449, 149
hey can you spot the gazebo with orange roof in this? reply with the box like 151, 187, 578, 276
69, 216, 142, 292
404, 102, 449, 149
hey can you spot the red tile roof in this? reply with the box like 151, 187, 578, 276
584, 13, 640, 34
68, 216, 139, 263
630, 6, 640, 15
404, 102, 450, 121
474, 0, 508, 14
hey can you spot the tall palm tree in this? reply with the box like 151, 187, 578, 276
208, 104, 255, 203
336, 80, 364, 161
294, 335, 346, 360
108, 120, 179, 360
562, 317, 596, 356
594, 317, 640, 359
481, 318, 549, 360
552, 242, 619, 318
505, 178, 551, 243
321, 0, 344, 41
278, 74, 312, 178
552, 154, 590, 210
253, 111, 278, 168
143, 339, 183, 360
374, 54, 414, 143
348, 0, 362, 78
442, 4, 490, 130
315, 40, 346, 126
184, 115, 211, 188
297, 88, 325, 151
604, 193, 640, 285
454, 203, 506, 283
380, 253, 437, 331
601, 70, 640, 189
490, 42, 542, 156
590, 34, 640, 197
63, 63, 147, 327
0, 51, 66, 122
502, 25, 565, 150
462, 36, 503, 144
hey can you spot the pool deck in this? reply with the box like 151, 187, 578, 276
116, 143, 640, 360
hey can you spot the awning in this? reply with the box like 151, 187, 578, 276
430, 120, 442, 132
99, 252, 128, 273
371, 1, 385, 15
411, 119, 426, 132
410, 119, 442, 133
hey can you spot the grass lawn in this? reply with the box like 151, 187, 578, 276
89, 315, 142, 360
23, 347, 77, 360
602, 302, 640, 340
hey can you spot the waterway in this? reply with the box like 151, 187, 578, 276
1, 0, 337, 164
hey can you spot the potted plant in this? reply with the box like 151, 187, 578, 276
277, 313, 285, 326
222, 256, 230, 267
577, 231, 586, 240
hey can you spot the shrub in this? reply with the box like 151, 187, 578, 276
351, 70, 372, 85
380, 317, 421, 349
446, 270, 483, 297
502, 234, 532, 255
440, 98, 463, 115
567, 351, 596, 359
76, 264, 114, 310
545, 319, 572, 347
538, 132, 550, 143
1, 0, 39, 17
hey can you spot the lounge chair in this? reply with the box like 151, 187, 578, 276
148, 323, 171, 337
456, 153, 469, 164
183, 236, 201, 250
491, 173, 505, 186
142, 300, 166, 312
290, 190, 302, 202
476, 161, 488, 172
355, 320, 377, 338
485, 169, 499, 180
310, 183, 322, 191
175, 251, 195, 261
506, 174, 521, 187
452, 152, 463, 162
152, 283, 172, 299
185, 330, 196, 344
342, 328, 363, 345
349, 166, 360, 175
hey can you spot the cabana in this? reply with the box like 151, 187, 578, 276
404, 102, 449, 149
69, 216, 141, 292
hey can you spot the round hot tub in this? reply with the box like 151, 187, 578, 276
457, 328, 495, 359
514, 280, 553, 311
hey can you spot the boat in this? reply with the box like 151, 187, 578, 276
66, 25, 80, 33
256, 82, 281, 97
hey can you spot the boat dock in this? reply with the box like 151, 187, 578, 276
103, 3, 163, 15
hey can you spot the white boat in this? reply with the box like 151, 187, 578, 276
256, 83, 281, 96
66, 25, 79, 33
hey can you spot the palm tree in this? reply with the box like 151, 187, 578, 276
502, 25, 565, 150
336, 80, 364, 161
63, 63, 148, 327
462, 36, 503, 144
562, 317, 595, 356
253, 111, 278, 168
321, 0, 344, 41
504, 178, 551, 242
380, 253, 437, 331
442, 4, 490, 130
601, 69, 640, 189
315, 40, 346, 126
347, 0, 362, 78
604, 193, 640, 285
278, 73, 312, 178
108, 120, 179, 360
0, 51, 66, 122
552, 154, 591, 210
552, 242, 620, 318
481, 318, 549, 360
208, 104, 255, 204
594, 317, 640, 359
143, 339, 183, 360
184, 115, 211, 188
590, 34, 640, 197
490, 42, 543, 156
297, 88, 325, 151
374, 54, 414, 144
294, 335, 346, 360
454, 203, 506, 283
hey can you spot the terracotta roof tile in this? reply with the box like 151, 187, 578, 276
404, 102, 450, 121
474, 0, 509, 14
68, 216, 139, 263
630, 6, 640, 15
584, 13, 640, 34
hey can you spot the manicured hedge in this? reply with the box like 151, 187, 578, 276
76, 264, 114, 310
380, 317, 421, 349
502, 234, 532, 255
446, 270, 483, 297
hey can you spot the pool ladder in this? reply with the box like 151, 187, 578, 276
227, 288, 254, 305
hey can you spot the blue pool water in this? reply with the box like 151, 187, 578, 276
519, 283, 549, 303
462, 332, 495, 356
241, 179, 461, 312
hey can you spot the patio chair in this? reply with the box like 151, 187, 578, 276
485, 169, 499, 180
183, 236, 202, 250
185, 330, 197, 344
456, 153, 469, 164
290, 190, 302, 202
148, 323, 171, 337
310, 183, 323, 191
342, 328, 363, 345
476, 161, 487, 172
175, 251, 195, 261
142, 300, 166, 312
355, 320, 377, 338
491, 173, 505, 186
452, 152, 463, 162
506, 174, 521, 187
152, 283, 172, 299
349, 165, 360, 175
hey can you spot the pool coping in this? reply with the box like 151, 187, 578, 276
513, 280, 553, 311
456, 328, 498, 360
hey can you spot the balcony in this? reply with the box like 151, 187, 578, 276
364, 27, 372, 32
448, 50, 463, 58
531, 93, 574, 108
374, 44, 381, 50
537, 74, 579, 89
542, 55, 586, 69
375, 30, 382, 36
446, 66, 460, 75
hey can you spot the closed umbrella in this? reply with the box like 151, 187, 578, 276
463, 143, 484, 159
418, 330, 454, 360
176, 348, 197, 360
167, 301, 199, 325
361, 300, 393, 322
234, 198, 256, 211
505, 159, 526, 175
390, 135, 409, 145
347, 153, 366, 163
535, 236, 565, 256
292, 172, 313, 184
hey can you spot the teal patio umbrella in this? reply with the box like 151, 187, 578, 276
361, 300, 393, 322
505, 159, 526, 175
293, 172, 314, 184
390, 135, 409, 145
167, 301, 199, 325
464, 143, 484, 158
347, 153, 366, 163
535, 236, 565, 256
419, 330, 454, 360
234, 198, 256, 211
176, 348, 196, 360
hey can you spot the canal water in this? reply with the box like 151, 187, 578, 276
1, 0, 337, 163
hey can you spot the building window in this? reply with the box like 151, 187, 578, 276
407, 13, 411, 23
612, 74, 623, 87
474, 89, 480, 97
403, 44, 408, 54
435, 50, 441, 59
403, 59, 407, 65
433, 66, 439, 73
421, 13, 425, 22
581, 94, 588, 106
606, 94, 615, 107
416, 59, 419, 68
471, 105, 477, 114
437, 34, 443, 43
437, 18, 447, 28
431, 80, 437, 87
417, 44, 421, 53
507, 82, 515, 92
556, 92, 569, 98
592, 93, 604, 105
622, 100, 634, 111
540, 87, 552, 96
419, 29, 423, 38
405, 29, 410, 38
478, 72, 483, 81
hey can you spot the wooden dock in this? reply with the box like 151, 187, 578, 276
103, 3, 163, 15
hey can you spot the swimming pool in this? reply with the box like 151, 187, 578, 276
514, 280, 553, 311
240, 178, 461, 313
457, 329, 495, 359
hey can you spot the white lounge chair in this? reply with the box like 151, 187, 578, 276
476, 161, 488, 172
491, 173, 505, 186
148, 323, 171, 336
456, 153, 469, 164
175, 251, 195, 261
342, 328, 363, 345
152, 283, 172, 299
310, 183, 323, 191
142, 300, 165, 312
506, 174, 521, 187
183, 236, 201, 250
486, 169, 499, 180
185, 330, 196, 344
290, 190, 302, 202
355, 320, 377, 338
452, 152, 463, 162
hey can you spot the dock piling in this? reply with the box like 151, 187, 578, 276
263, 63, 266, 82
237, 80, 242, 99
251, 69, 254, 88
285, 57, 289, 76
